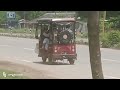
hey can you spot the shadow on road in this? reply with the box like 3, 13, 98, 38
33, 61, 70, 65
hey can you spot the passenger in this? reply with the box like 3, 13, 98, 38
42, 30, 51, 51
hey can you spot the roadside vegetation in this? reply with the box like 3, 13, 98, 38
0, 28, 35, 34
1, 11, 120, 50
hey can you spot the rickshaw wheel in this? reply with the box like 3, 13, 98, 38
42, 56, 47, 63
68, 58, 75, 65
48, 55, 53, 64
41, 48, 48, 63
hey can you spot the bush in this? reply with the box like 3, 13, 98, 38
100, 31, 120, 48
100, 33, 111, 48
107, 31, 120, 46
99, 20, 114, 31
113, 43, 120, 49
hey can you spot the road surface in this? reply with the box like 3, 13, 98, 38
0, 36, 120, 79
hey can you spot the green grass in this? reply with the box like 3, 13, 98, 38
0, 28, 35, 34
0, 69, 29, 79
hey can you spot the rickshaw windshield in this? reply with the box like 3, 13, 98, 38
36, 23, 51, 40
53, 22, 74, 31
38, 24, 50, 31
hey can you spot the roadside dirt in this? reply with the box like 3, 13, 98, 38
0, 61, 57, 79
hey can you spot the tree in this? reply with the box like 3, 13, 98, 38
28, 11, 46, 20
0, 11, 20, 24
87, 11, 104, 79
0, 11, 7, 24
16, 11, 46, 20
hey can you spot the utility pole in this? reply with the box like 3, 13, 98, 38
24, 11, 26, 28
55, 11, 57, 18
75, 11, 78, 21
24, 11, 26, 20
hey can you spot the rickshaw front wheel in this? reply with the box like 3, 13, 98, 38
68, 58, 75, 65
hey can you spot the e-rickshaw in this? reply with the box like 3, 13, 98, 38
35, 18, 77, 64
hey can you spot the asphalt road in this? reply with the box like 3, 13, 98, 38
0, 36, 120, 79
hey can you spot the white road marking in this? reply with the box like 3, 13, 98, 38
20, 59, 32, 62
5, 57, 32, 63
0, 45, 34, 51
0, 45, 13, 47
24, 48, 34, 51
102, 59, 120, 79
105, 75, 120, 79
103, 59, 120, 63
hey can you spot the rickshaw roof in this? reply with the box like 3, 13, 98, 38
37, 18, 75, 22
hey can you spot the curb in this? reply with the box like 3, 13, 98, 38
1, 33, 119, 49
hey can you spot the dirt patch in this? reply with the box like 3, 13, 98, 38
0, 61, 57, 79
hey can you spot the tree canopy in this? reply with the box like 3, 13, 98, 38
0, 11, 46, 24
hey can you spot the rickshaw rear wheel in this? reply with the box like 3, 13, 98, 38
42, 56, 47, 63
48, 55, 53, 64
68, 58, 75, 65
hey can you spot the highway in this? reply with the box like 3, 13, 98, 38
0, 36, 120, 79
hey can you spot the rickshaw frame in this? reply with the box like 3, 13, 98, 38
35, 18, 77, 64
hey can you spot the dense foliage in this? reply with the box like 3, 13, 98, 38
0, 11, 47, 24
100, 31, 120, 48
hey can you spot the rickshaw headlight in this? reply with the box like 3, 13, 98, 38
72, 48, 75, 52
55, 50, 57, 52
71, 46, 75, 52
54, 46, 57, 49
72, 46, 75, 48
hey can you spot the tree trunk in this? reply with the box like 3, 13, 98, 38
87, 11, 104, 79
